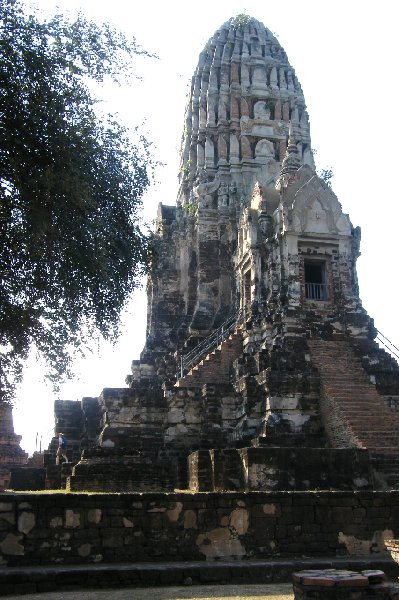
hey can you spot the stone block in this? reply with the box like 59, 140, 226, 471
17, 512, 35, 534
0, 533, 24, 555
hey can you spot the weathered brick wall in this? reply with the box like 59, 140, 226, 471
0, 402, 28, 491
164, 386, 202, 449
68, 448, 175, 493
0, 491, 397, 567
319, 385, 359, 448
98, 387, 167, 454
189, 448, 373, 492
164, 383, 243, 452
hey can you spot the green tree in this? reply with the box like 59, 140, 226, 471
0, 0, 154, 402
320, 167, 334, 187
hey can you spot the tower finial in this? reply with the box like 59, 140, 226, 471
275, 121, 302, 191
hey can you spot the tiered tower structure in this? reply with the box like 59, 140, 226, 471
29, 17, 399, 493
142, 16, 313, 358
0, 402, 28, 490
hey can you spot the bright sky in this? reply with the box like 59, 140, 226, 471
12, 0, 399, 455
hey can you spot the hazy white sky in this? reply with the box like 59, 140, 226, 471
13, 0, 399, 454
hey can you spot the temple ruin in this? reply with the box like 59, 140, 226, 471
5, 15, 399, 494
0, 403, 28, 490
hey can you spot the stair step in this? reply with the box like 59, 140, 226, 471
175, 330, 243, 387
309, 339, 399, 463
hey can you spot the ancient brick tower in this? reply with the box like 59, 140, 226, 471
44, 17, 399, 493
0, 403, 28, 491
143, 16, 313, 351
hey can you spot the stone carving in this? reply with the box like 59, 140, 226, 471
193, 170, 220, 208
217, 181, 229, 208
254, 100, 271, 120
240, 103, 283, 140
229, 181, 238, 206
251, 182, 263, 207
255, 139, 274, 160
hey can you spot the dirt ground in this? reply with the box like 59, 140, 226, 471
1, 582, 294, 600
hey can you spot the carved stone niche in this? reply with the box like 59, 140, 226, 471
255, 139, 274, 164
254, 100, 271, 120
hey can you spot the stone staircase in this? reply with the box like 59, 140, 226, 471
175, 332, 242, 387
308, 338, 399, 488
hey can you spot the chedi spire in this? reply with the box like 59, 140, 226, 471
42, 14, 399, 503
178, 15, 312, 212
275, 121, 302, 190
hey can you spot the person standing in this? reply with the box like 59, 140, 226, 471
56, 433, 68, 465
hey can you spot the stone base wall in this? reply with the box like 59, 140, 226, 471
68, 462, 175, 492
0, 490, 398, 567
188, 448, 373, 492
9, 468, 46, 491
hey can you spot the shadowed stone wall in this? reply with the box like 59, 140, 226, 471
188, 447, 373, 492
0, 402, 28, 491
0, 491, 397, 567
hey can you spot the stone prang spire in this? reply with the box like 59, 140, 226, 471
138, 15, 316, 356
45, 15, 399, 500
275, 121, 303, 191
178, 15, 313, 211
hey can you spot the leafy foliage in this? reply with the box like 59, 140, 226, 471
230, 13, 254, 29
0, 0, 154, 401
319, 167, 334, 187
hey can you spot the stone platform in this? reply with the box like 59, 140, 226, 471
293, 568, 399, 600
0, 557, 397, 597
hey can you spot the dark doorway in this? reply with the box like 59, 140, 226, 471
304, 261, 327, 300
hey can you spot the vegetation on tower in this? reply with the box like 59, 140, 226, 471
230, 13, 254, 29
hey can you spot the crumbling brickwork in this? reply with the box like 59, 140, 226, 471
0, 491, 398, 567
